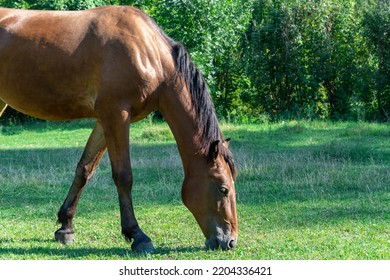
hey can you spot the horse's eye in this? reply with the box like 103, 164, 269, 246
219, 186, 229, 195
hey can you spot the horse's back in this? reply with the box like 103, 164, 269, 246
0, 6, 172, 120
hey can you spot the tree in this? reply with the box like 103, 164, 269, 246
363, 0, 390, 121
244, 0, 375, 120
245, 0, 328, 119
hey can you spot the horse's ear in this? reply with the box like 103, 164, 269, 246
208, 140, 220, 161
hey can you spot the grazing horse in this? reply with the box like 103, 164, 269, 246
0, 6, 237, 252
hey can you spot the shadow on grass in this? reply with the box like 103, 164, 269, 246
231, 124, 390, 163
0, 119, 95, 135
1, 136, 389, 206
0, 238, 204, 259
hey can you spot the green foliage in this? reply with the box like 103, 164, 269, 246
0, 0, 111, 9
244, 0, 380, 120
363, 0, 390, 121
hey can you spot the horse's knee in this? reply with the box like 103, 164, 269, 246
75, 162, 95, 183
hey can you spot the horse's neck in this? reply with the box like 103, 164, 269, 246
159, 87, 205, 176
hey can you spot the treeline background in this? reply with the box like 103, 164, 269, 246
1, 0, 389, 123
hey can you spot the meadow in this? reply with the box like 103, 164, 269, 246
0, 119, 389, 260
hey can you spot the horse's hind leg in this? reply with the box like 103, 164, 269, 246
99, 110, 154, 253
55, 121, 107, 244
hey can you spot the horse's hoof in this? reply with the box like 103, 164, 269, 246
131, 240, 155, 254
54, 229, 75, 244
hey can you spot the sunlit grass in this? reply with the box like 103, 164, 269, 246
0, 120, 389, 259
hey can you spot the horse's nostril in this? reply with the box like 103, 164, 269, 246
228, 239, 237, 249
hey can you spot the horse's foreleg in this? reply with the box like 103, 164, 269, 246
99, 111, 154, 253
0, 100, 7, 118
55, 121, 107, 244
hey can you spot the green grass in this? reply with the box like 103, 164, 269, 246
0, 120, 389, 259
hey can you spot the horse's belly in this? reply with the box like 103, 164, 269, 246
0, 43, 99, 120
0, 88, 97, 120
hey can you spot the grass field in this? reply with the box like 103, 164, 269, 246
0, 120, 389, 260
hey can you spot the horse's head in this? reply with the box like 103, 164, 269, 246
181, 139, 238, 250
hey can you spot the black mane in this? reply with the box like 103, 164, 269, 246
171, 43, 237, 178
171, 44, 220, 152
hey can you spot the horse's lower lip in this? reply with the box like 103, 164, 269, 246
205, 238, 218, 250
205, 238, 237, 250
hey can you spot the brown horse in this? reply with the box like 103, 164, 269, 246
0, 6, 237, 252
